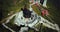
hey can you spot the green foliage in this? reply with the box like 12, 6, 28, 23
2, 0, 29, 19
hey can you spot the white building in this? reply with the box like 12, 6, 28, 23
29, 0, 47, 7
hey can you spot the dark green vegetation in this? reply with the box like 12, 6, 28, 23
47, 0, 60, 27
